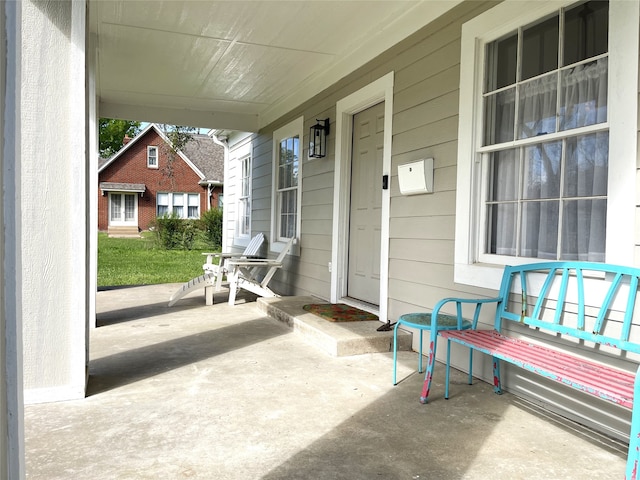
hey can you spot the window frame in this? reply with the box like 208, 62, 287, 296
454, 0, 639, 289
236, 154, 252, 240
147, 145, 158, 169
156, 192, 200, 219
270, 116, 303, 254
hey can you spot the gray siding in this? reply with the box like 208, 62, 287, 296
225, 0, 640, 441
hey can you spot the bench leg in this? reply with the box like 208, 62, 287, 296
626, 366, 640, 479
444, 338, 451, 399
418, 330, 424, 373
419, 329, 438, 404
392, 323, 400, 385
492, 356, 502, 394
468, 349, 473, 385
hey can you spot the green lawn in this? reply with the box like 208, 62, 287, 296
97, 232, 219, 287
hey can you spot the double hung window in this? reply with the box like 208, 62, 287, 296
238, 155, 251, 238
483, 1, 608, 262
455, 0, 638, 287
147, 146, 158, 168
271, 117, 303, 252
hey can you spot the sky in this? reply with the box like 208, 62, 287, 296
139, 122, 210, 134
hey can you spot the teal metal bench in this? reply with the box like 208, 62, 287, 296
433, 262, 640, 480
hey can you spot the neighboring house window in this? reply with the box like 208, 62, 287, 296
238, 155, 251, 238
156, 192, 200, 219
271, 117, 303, 252
157, 192, 169, 216
455, 0, 638, 287
147, 146, 158, 168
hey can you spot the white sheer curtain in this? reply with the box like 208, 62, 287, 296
490, 57, 608, 260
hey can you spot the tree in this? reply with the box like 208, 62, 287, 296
99, 118, 141, 158
157, 124, 197, 189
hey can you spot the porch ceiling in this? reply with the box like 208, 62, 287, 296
91, 0, 460, 132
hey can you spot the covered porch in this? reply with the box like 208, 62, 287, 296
25, 284, 627, 478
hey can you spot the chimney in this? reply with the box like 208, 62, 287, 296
123, 135, 132, 145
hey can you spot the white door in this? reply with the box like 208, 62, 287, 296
347, 102, 384, 305
108, 192, 138, 226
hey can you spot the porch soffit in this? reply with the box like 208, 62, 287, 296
91, 0, 461, 132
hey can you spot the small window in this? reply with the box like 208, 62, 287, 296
238, 155, 252, 238
147, 146, 158, 168
157, 192, 169, 216
187, 194, 199, 218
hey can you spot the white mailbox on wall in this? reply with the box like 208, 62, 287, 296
398, 158, 434, 195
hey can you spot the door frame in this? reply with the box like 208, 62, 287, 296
107, 191, 139, 227
331, 71, 394, 322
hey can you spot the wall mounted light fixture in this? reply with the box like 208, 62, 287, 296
309, 118, 330, 158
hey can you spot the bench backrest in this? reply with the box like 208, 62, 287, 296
495, 262, 640, 354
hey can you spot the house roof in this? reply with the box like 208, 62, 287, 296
99, 182, 146, 195
182, 134, 225, 185
98, 124, 225, 184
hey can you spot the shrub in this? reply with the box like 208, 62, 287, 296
150, 213, 207, 250
201, 207, 223, 249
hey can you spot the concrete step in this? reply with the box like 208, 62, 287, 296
108, 226, 141, 238
257, 296, 412, 357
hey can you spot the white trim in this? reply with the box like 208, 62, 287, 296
2, 1, 25, 476
236, 154, 252, 242
23, 384, 85, 405
270, 116, 303, 254
331, 71, 394, 322
454, 0, 639, 290
228, 135, 253, 248
108, 192, 139, 226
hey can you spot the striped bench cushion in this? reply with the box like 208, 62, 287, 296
440, 329, 635, 409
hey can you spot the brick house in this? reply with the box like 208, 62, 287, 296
98, 124, 224, 235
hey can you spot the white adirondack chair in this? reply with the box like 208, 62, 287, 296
225, 236, 297, 306
168, 232, 265, 307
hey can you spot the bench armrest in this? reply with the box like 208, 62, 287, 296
432, 296, 502, 330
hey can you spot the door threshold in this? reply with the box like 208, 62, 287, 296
341, 297, 379, 316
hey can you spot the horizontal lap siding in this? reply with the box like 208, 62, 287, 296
228, 0, 637, 440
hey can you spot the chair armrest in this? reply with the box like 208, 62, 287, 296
202, 253, 263, 267
227, 259, 282, 268
431, 297, 503, 330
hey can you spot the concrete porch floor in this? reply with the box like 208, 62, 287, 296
24, 283, 628, 479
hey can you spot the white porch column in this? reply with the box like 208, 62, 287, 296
19, 0, 89, 404
2, 1, 25, 478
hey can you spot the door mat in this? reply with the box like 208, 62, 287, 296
302, 304, 379, 322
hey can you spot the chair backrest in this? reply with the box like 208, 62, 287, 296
274, 236, 297, 262
244, 233, 266, 256
258, 236, 298, 287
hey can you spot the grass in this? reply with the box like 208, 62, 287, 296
97, 232, 219, 287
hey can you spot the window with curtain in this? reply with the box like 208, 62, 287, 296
482, 0, 608, 262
